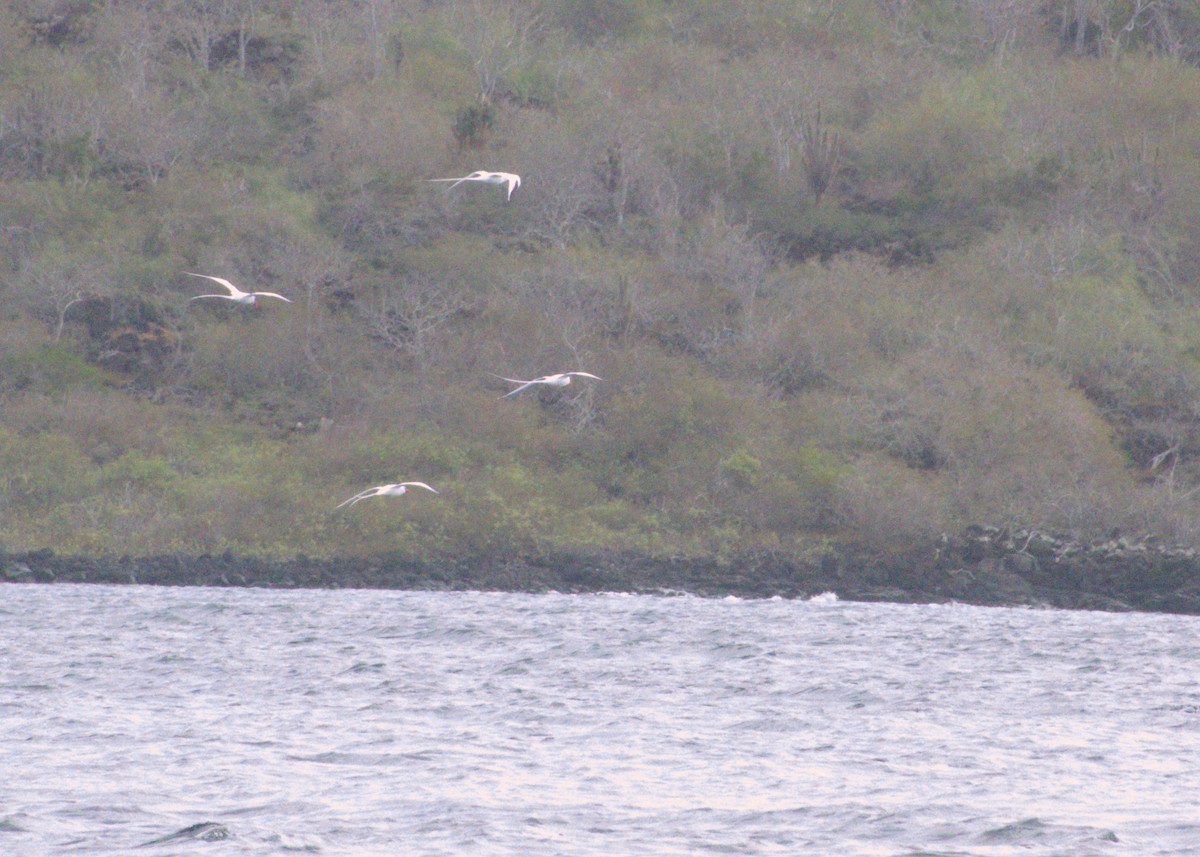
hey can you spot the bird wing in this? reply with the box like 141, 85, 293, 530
335, 486, 382, 509
400, 482, 439, 493
501, 379, 544, 398
188, 294, 237, 302
427, 176, 472, 190
568, 372, 603, 381
184, 272, 238, 295
251, 292, 292, 303
504, 174, 520, 199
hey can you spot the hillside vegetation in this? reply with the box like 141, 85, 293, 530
4, 0, 1200, 564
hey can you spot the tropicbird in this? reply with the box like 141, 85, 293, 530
426, 171, 521, 200
496, 371, 603, 399
184, 272, 292, 305
336, 481, 439, 510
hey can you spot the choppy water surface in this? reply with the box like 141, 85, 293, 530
0, 584, 1197, 856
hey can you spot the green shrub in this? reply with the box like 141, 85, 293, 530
399, 19, 481, 102
99, 450, 176, 492
1048, 241, 1200, 416
452, 102, 495, 150
506, 61, 567, 109
308, 427, 474, 488
759, 199, 930, 263
718, 447, 762, 488
835, 453, 949, 549
858, 71, 1009, 193
0, 344, 111, 395
0, 427, 97, 508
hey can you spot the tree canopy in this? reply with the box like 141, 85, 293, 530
4, 0, 1200, 561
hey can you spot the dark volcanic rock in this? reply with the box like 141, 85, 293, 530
4, 526, 1200, 614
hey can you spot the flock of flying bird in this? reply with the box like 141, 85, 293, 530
184, 170, 601, 512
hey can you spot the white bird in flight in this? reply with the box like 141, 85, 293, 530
184, 272, 292, 305
335, 481, 439, 510
426, 171, 521, 201
496, 371, 603, 398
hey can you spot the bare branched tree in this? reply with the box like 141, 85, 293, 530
1145, 0, 1200, 62
955, 0, 1044, 61
732, 57, 813, 183
166, 0, 224, 73
512, 115, 605, 248
1053, 0, 1174, 61
681, 203, 772, 338
584, 90, 655, 231
445, 0, 543, 102
1101, 0, 1169, 62
15, 253, 111, 342
266, 236, 352, 388
362, 274, 478, 376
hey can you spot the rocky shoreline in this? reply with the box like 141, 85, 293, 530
4, 526, 1200, 614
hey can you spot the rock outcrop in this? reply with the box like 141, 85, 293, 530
4, 525, 1200, 614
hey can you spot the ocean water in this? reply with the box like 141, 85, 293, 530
0, 584, 1197, 856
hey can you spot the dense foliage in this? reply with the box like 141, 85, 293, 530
4, 0, 1200, 561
